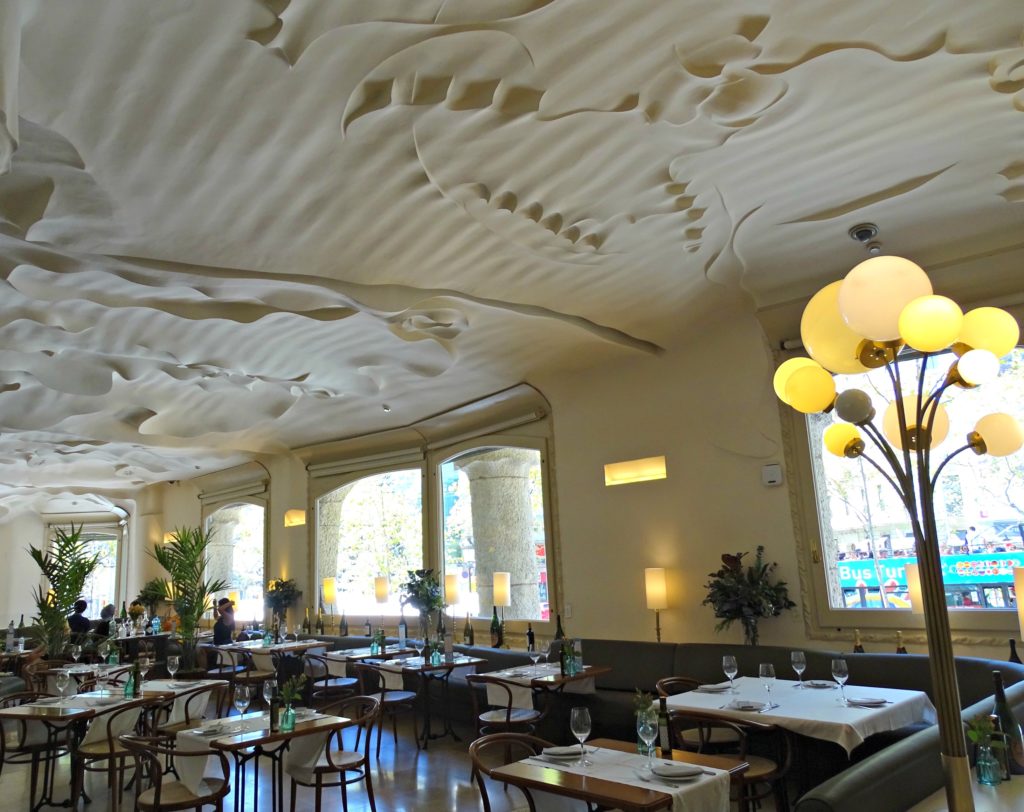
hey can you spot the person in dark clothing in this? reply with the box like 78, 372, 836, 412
213, 598, 235, 645
94, 603, 115, 637
67, 599, 91, 641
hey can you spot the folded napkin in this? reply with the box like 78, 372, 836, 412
542, 745, 589, 758
650, 761, 703, 779
694, 683, 730, 693
805, 680, 835, 689
726, 699, 766, 711
846, 697, 889, 707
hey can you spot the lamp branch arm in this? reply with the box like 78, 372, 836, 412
930, 444, 973, 490
861, 421, 916, 496
855, 450, 912, 511
885, 360, 919, 486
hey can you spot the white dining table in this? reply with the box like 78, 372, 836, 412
484, 661, 598, 708
666, 676, 936, 753
142, 678, 225, 723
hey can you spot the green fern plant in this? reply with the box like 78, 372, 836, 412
151, 526, 228, 669
28, 525, 99, 658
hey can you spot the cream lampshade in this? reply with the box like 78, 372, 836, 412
283, 509, 306, 527
374, 576, 389, 604
322, 577, 336, 609
444, 573, 459, 606
645, 568, 668, 642
493, 572, 511, 607
905, 563, 924, 616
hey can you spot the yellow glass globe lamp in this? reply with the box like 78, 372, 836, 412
955, 349, 1000, 386
970, 413, 1024, 457
824, 423, 864, 458
834, 388, 875, 425
785, 365, 836, 414
838, 256, 932, 341
773, 357, 819, 404
957, 307, 1020, 358
883, 397, 949, 450
800, 281, 870, 374
898, 295, 963, 353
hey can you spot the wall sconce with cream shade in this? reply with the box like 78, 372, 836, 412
904, 563, 924, 616
374, 576, 389, 604
162, 532, 175, 544
645, 568, 669, 642
283, 509, 306, 527
604, 456, 667, 486
444, 573, 459, 606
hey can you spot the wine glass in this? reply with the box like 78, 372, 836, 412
138, 656, 151, 681
70, 645, 82, 664
530, 642, 545, 667
722, 655, 738, 693
831, 658, 849, 705
759, 663, 776, 709
233, 684, 252, 724
98, 640, 110, 662
263, 680, 275, 708
569, 706, 592, 767
636, 709, 658, 771
791, 651, 806, 688
167, 655, 179, 680
54, 669, 71, 705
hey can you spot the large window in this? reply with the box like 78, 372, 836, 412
440, 446, 550, 621
204, 503, 265, 621
316, 469, 423, 618
808, 347, 1024, 613
76, 527, 121, 615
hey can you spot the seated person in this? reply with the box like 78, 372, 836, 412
66, 599, 91, 640
213, 598, 235, 645
94, 603, 116, 637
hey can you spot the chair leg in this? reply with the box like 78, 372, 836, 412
290, 777, 297, 812
365, 766, 377, 812
315, 773, 323, 812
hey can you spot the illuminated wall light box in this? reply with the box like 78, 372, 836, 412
283, 509, 306, 527
603, 455, 667, 487
322, 577, 337, 609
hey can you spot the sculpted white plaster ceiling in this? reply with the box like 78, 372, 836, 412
0, 0, 1022, 517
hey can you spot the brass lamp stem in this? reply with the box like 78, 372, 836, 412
654, 609, 661, 643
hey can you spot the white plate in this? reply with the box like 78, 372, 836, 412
727, 700, 767, 712
92, 696, 120, 706
846, 697, 888, 707
542, 746, 591, 759
169, 682, 195, 688
651, 762, 703, 779
805, 680, 835, 689
695, 684, 729, 693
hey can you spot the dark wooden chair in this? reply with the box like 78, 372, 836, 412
468, 732, 556, 812
353, 662, 419, 758
120, 734, 230, 812
466, 673, 545, 736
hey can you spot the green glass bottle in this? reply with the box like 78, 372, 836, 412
463, 614, 474, 646
554, 613, 566, 641
339, 610, 349, 636
489, 606, 501, 648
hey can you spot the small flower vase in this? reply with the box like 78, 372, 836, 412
976, 743, 1002, 786
280, 703, 296, 733
430, 647, 442, 666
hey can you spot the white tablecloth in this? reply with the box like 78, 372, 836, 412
175, 711, 332, 793
666, 676, 936, 753
375, 655, 478, 690
322, 648, 378, 677
523, 746, 730, 812
142, 679, 224, 724
486, 662, 596, 708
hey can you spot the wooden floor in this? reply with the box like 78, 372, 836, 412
0, 717, 530, 811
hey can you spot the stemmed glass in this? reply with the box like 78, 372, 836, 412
98, 640, 110, 662
138, 657, 151, 682
233, 685, 252, 729
70, 645, 82, 664
167, 655, 180, 680
831, 658, 849, 705
569, 706, 592, 767
263, 680, 275, 709
722, 655, 738, 693
759, 663, 777, 709
636, 709, 658, 772
530, 643, 545, 667
791, 651, 806, 688
54, 669, 71, 705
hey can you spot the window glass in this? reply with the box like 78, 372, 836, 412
78, 529, 119, 615
808, 347, 1024, 611
316, 469, 423, 618
204, 503, 265, 621
440, 446, 549, 621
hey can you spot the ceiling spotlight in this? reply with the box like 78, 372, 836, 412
849, 223, 879, 244
382, 404, 391, 412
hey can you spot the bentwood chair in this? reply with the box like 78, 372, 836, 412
120, 734, 230, 812
465, 674, 545, 736
0, 691, 66, 796
287, 695, 380, 812
468, 732, 556, 812
304, 653, 358, 707
667, 708, 791, 812
353, 662, 419, 758
655, 675, 739, 750
74, 697, 154, 812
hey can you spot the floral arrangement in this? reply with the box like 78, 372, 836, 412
399, 569, 444, 615
280, 674, 307, 705
632, 688, 655, 714
702, 546, 796, 646
128, 601, 145, 620
965, 715, 1006, 749
265, 578, 302, 621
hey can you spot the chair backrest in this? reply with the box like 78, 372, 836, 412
321, 695, 380, 764
468, 732, 555, 812
1, 691, 55, 749
120, 734, 229, 809
81, 697, 153, 747
352, 662, 405, 696
656, 676, 700, 697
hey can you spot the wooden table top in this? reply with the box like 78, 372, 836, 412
490, 737, 747, 812
0, 703, 96, 721
205, 713, 351, 750
370, 655, 486, 674
224, 639, 328, 654
530, 664, 612, 689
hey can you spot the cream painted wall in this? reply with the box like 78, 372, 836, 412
538, 298, 808, 649
0, 512, 44, 625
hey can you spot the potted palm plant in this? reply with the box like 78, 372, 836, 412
151, 526, 228, 672
28, 525, 98, 658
